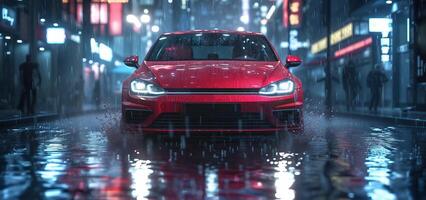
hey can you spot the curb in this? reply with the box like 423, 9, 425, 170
0, 113, 58, 128
335, 112, 426, 127
0, 108, 117, 128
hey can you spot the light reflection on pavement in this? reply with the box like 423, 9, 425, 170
0, 112, 425, 199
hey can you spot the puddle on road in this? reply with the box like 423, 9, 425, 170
0, 114, 424, 199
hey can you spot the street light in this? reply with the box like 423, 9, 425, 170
140, 14, 151, 24
240, 15, 249, 24
151, 25, 160, 33
126, 14, 138, 23
126, 14, 142, 30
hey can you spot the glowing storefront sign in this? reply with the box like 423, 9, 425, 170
330, 23, 353, 45
369, 18, 392, 33
91, 3, 108, 24
109, 3, 123, 35
334, 37, 373, 58
310, 23, 354, 54
289, 0, 302, 27
46, 27, 66, 44
77, 1, 125, 25
311, 37, 327, 54
1, 6, 16, 28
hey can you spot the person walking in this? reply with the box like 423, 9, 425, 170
367, 63, 388, 112
18, 54, 41, 114
342, 61, 360, 111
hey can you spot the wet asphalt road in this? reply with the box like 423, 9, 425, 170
0, 111, 425, 200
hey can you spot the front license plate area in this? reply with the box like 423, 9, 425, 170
183, 104, 241, 115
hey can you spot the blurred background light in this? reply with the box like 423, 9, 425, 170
266, 5, 276, 20
369, 18, 392, 33
46, 27, 66, 44
99, 43, 113, 62
236, 27, 245, 31
151, 25, 160, 33
140, 14, 151, 24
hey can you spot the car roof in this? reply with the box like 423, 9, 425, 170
161, 30, 264, 36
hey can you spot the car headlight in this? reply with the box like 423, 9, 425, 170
130, 79, 165, 96
259, 79, 295, 95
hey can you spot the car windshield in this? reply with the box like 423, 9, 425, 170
146, 33, 278, 61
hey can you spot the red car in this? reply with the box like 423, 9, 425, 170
121, 30, 303, 133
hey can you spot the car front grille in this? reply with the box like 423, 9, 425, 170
149, 113, 273, 129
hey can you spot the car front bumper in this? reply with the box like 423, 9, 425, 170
121, 93, 303, 133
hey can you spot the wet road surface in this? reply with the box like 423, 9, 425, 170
0, 111, 425, 199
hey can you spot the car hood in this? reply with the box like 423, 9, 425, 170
142, 61, 289, 89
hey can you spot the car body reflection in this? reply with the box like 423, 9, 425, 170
120, 133, 303, 199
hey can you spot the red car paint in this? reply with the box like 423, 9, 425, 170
121, 30, 303, 133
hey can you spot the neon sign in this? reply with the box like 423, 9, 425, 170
311, 37, 327, 54
289, 0, 302, 27
1, 6, 16, 28
334, 37, 373, 58
283, 0, 289, 27
310, 23, 354, 54
330, 23, 353, 45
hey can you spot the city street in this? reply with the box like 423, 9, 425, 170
1, 111, 425, 199
1, 0, 426, 199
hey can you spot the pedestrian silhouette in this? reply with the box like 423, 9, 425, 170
18, 54, 41, 114
342, 60, 360, 111
73, 75, 84, 110
93, 79, 101, 109
367, 63, 388, 112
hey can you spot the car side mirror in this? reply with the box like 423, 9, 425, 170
285, 55, 302, 68
124, 55, 139, 68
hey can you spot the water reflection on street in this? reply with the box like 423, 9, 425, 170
0, 112, 425, 199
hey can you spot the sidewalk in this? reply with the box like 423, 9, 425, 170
334, 106, 426, 127
0, 103, 114, 128
0, 109, 57, 127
